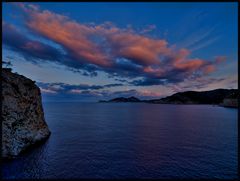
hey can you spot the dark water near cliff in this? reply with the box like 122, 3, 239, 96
2, 103, 238, 179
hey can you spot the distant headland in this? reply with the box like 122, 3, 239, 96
99, 89, 239, 108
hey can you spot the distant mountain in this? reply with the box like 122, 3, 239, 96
225, 91, 239, 99
99, 89, 239, 107
221, 90, 239, 108
148, 89, 239, 105
99, 96, 141, 103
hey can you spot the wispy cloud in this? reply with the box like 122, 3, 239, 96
37, 82, 124, 94
173, 8, 221, 52
189, 36, 220, 52
38, 81, 163, 100
165, 75, 237, 93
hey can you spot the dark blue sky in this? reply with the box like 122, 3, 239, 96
2, 2, 238, 102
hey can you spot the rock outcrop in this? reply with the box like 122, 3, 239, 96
2, 68, 51, 158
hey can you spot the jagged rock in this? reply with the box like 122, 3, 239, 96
2, 68, 51, 158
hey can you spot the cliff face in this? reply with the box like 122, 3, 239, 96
2, 68, 51, 158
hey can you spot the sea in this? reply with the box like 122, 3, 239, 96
2, 102, 238, 179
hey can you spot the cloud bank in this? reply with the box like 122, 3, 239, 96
3, 3, 226, 87
37, 81, 163, 100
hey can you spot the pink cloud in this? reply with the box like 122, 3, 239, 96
69, 89, 82, 94
203, 65, 216, 74
171, 48, 190, 63
40, 87, 57, 94
215, 56, 227, 64
25, 7, 170, 67
107, 32, 170, 65
137, 90, 162, 97
7, 3, 226, 86
26, 9, 111, 67
174, 58, 205, 71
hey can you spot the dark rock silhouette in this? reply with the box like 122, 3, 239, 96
149, 89, 238, 105
2, 68, 51, 158
100, 89, 238, 107
221, 91, 239, 108
100, 96, 141, 103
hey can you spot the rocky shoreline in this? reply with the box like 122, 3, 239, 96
2, 68, 51, 158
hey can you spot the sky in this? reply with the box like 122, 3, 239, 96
2, 2, 238, 102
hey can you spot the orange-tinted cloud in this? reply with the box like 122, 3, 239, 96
174, 58, 205, 71
4, 3, 226, 86
137, 90, 162, 97
215, 56, 227, 64
25, 8, 111, 67
3, 21, 63, 61
106, 32, 170, 65
203, 65, 216, 74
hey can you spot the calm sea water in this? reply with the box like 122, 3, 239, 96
2, 102, 238, 179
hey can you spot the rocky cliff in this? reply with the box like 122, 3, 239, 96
2, 68, 51, 158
